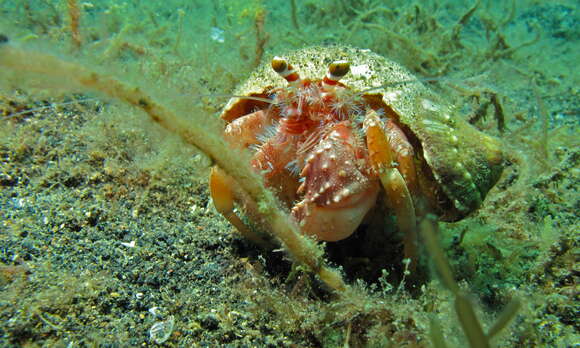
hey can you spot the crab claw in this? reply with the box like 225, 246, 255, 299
293, 185, 378, 242
293, 121, 379, 241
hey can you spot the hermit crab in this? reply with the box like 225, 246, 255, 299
209, 45, 503, 276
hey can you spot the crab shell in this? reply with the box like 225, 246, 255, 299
221, 45, 503, 221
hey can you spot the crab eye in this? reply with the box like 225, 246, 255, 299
271, 56, 288, 73
328, 60, 350, 79
271, 56, 301, 83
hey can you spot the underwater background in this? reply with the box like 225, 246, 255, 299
0, 0, 577, 347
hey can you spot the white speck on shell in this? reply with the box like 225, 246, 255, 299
384, 90, 403, 102
421, 99, 439, 112
350, 64, 373, 79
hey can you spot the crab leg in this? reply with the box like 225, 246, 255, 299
364, 110, 418, 270
209, 167, 270, 248
384, 119, 419, 198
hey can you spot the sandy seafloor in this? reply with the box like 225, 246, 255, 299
0, 1, 578, 347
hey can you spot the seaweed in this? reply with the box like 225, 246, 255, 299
66, 0, 81, 49
253, 6, 269, 68
467, 91, 506, 133
421, 218, 520, 348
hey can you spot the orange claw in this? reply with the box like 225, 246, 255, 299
364, 110, 418, 270
209, 166, 270, 248
224, 109, 275, 149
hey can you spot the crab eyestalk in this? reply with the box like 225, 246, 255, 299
271, 56, 300, 83
322, 60, 350, 89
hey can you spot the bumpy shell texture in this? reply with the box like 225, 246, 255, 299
222, 45, 503, 220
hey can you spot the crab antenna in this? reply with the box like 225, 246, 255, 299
322, 60, 350, 89
271, 56, 301, 83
